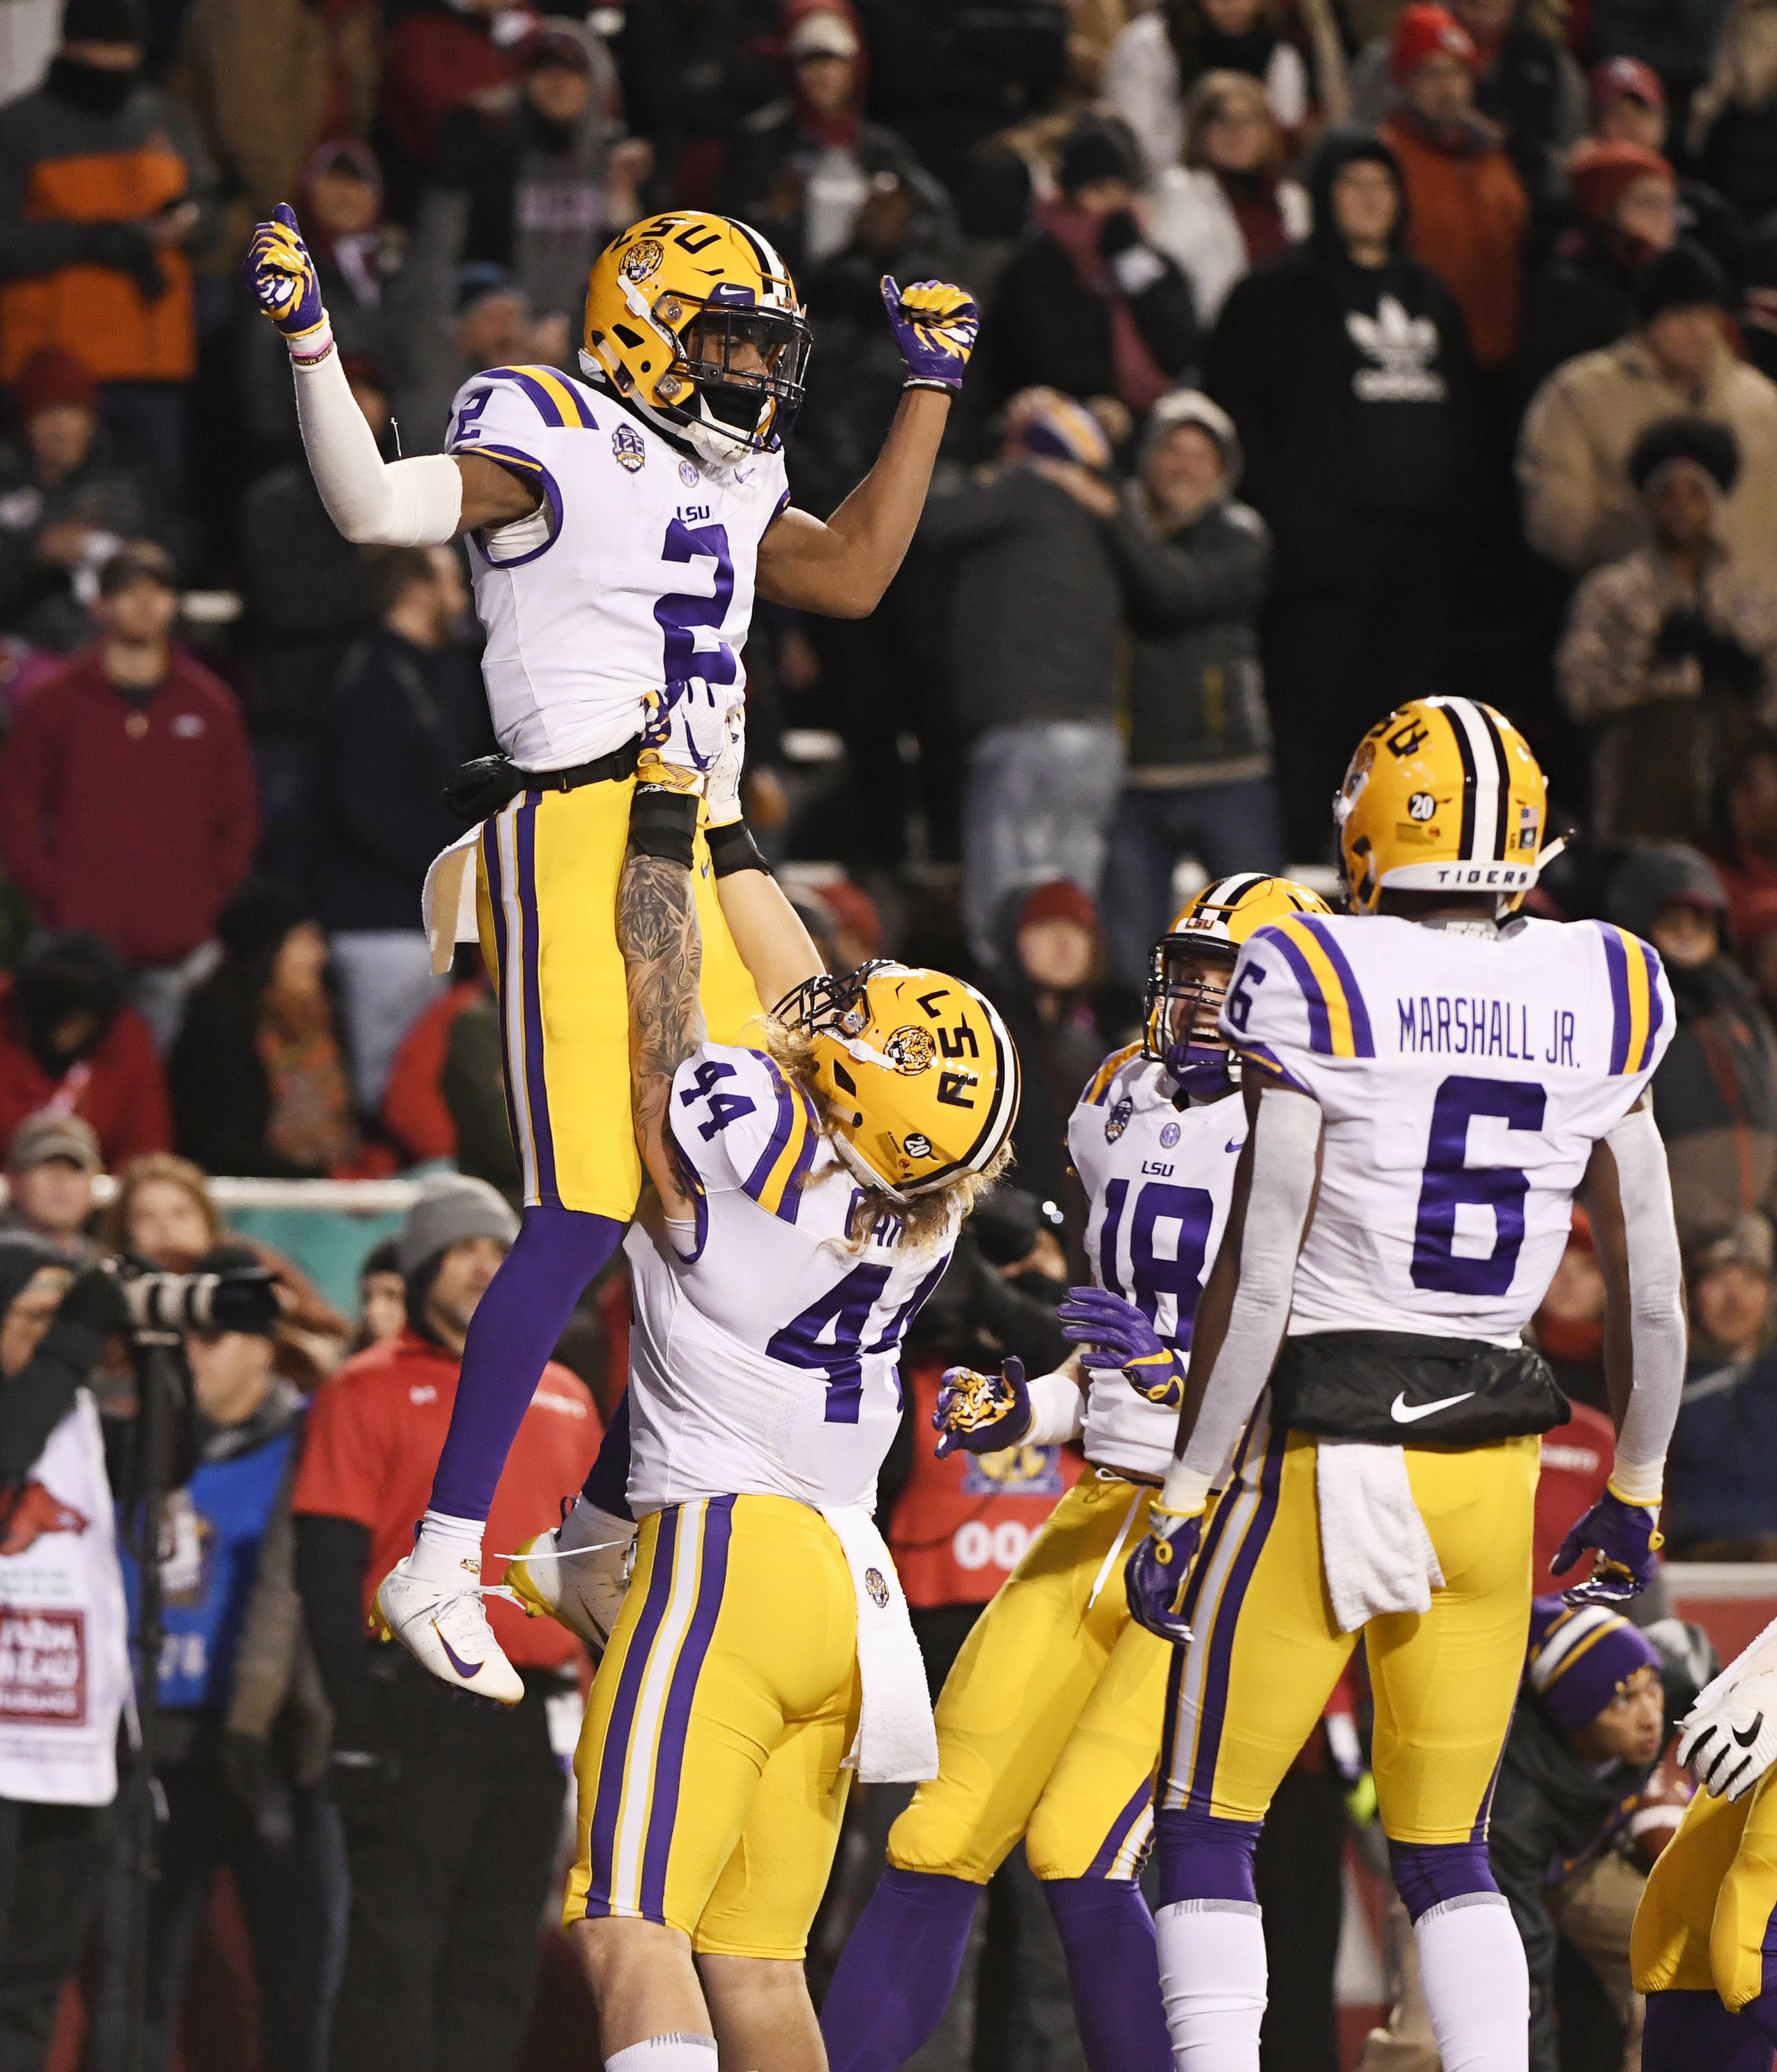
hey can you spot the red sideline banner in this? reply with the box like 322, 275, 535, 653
1664, 1562, 1777, 1662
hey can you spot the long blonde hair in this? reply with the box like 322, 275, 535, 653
761, 1017, 1015, 1254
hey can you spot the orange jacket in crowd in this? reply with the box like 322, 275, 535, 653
1383, 112, 1528, 370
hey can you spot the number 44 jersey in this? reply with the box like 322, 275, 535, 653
1069, 1048, 1246, 1482
1220, 912, 1675, 1345
624, 1043, 955, 1517
445, 367, 788, 772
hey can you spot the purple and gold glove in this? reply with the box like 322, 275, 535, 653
1125, 1502, 1204, 1643
1551, 1484, 1664, 1605
934, 1356, 1031, 1457
1059, 1285, 1186, 1411
637, 677, 741, 796
881, 276, 979, 393
243, 202, 332, 363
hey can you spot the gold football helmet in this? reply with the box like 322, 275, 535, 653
1336, 696, 1548, 914
1143, 873, 1332, 1093
582, 211, 810, 461
774, 961, 1020, 1202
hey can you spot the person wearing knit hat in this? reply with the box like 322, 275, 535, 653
1593, 54, 1666, 135
397, 1173, 519, 1321
1525, 1597, 1664, 1744
1569, 137, 1677, 236
1380, 1, 1530, 370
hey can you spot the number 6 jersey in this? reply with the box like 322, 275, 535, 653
624, 1042, 954, 1517
1219, 911, 1675, 1345
445, 367, 789, 772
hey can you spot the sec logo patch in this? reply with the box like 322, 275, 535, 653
1159, 1120, 1180, 1149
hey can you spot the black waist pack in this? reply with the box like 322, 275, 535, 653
1269, 1330, 1569, 1448
443, 736, 641, 825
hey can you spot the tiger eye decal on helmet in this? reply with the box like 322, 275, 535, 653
1144, 873, 1332, 1095
582, 211, 811, 461
771, 961, 1020, 1202
1334, 696, 1548, 914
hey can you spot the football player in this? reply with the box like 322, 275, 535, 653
818, 874, 1330, 2072
1118, 698, 1686, 2072
243, 206, 978, 1697
1634, 1612, 1777, 2066
555, 770, 1020, 2072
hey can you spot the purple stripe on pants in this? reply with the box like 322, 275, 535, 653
514, 794, 560, 1205
583, 1508, 682, 1919
639, 1495, 736, 1919
481, 816, 525, 1172
1083, 1773, 1156, 1880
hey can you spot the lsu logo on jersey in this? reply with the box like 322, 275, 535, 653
611, 423, 646, 472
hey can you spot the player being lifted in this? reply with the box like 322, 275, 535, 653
243, 204, 978, 1697
558, 757, 1018, 2072
818, 874, 1330, 2072
1115, 698, 1686, 2072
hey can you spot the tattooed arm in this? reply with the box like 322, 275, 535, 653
618, 847, 707, 1220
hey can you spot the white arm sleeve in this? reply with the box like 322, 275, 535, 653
1025, 1367, 1084, 1446
292, 345, 464, 546
1599, 1103, 1685, 1504
1172, 1085, 1321, 1493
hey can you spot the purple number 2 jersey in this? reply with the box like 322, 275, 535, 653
1219, 912, 1674, 1346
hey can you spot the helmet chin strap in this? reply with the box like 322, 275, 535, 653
1166, 1043, 1236, 1100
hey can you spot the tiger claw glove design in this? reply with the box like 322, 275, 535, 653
933, 1356, 1032, 1457
881, 276, 979, 392
1125, 1502, 1204, 1644
1058, 1285, 1187, 1410
637, 678, 740, 796
243, 202, 332, 362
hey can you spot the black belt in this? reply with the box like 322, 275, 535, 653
443, 735, 641, 824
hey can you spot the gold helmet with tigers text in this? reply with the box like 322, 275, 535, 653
582, 212, 810, 463
773, 962, 1019, 1202
1144, 873, 1332, 1095
1336, 696, 1549, 914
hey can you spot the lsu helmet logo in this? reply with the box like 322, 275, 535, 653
885, 1025, 937, 1074
619, 238, 662, 282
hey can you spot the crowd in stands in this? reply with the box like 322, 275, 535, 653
0, 0, 1776, 2063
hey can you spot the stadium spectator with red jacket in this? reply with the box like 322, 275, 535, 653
0, 0, 217, 488
292, 1176, 600, 2072
0, 541, 260, 1051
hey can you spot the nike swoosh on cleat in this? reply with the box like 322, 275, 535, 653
432, 1622, 483, 1680
1390, 1390, 1475, 1424
1734, 1714, 1765, 1747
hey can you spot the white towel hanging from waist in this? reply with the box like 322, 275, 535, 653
816, 1504, 939, 1784
1316, 1439, 1444, 1635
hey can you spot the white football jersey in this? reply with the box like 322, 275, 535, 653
1219, 912, 1674, 1345
1068, 1046, 1245, 1481
625, 1042, 954, 1515
445, 366, 789, 770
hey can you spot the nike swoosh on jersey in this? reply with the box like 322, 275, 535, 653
1390, 1390, 1475, 1424
1734, 1714, 1765, 1747
1226, 1140, 1242, 1154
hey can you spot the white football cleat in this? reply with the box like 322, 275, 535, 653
374, 1553, 524, 1705
505, 1502, 637, 1658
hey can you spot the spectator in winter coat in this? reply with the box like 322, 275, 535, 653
1587, 58, 1742, 282
0, 541, 260, 1049
170, 883, 364, 1180
381, 963, 487, 1169
1708, 729, 1777, 941
435, 20, 649, 332
1491, 1601, 1698, 2072
1610, 843, 1777, 1247
919, 388, 1124, 962
1204, 126, 1479, 856
1519, 240, 1777, 586
615, 0, 781, 205
315, 546, 494, 1114
1667, 1212, 1777, 1555
719, 0, 952, 279
0, 0, 218, 489
1379, 5, 1530, 371
1687, 0, 1777, 227
0, 934, 169, 1170
968, 117, 1198, 424
1517, 139, 1678, 405
1558, 416, 1777, 845
1095, 391, 1285, 986
1349, 0, 1585, 205
375, 0, 525, 222
1144, 69, 1310, 331
0, 346, 163, 655
0, 1111, 100, 1260
1102, 0, 1318, 173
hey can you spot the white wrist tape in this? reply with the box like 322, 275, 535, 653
1602, 1105, 1684, 1502
1161, 1458, 1214, 1516
293, 345, 463, 546
1024, 1370, 1083, 1447
1180, 1086, 1321, 1483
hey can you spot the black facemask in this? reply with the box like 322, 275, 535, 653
46, 54, 139, 117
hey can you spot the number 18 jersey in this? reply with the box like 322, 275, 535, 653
445, 367, 789, 771
1219, 912, 1675, 1345
624, 1043, 954, 1517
